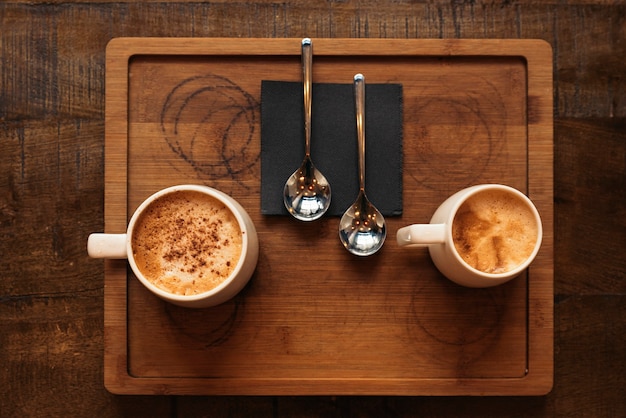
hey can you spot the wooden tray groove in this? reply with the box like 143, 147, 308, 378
104, 38, 553, 395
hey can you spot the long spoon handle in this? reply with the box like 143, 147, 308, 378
354, 73, 366, 192
302, 38, 312, 157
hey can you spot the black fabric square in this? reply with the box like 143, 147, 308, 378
261, 81, 403, 217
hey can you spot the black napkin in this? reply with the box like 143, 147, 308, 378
261, 80, 403, 217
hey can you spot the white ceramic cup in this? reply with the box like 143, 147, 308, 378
396, 184, 542, 287
88, 185, 259, 308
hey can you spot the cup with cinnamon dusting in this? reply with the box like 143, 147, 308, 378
88, 185, 258, 307
396, 184, 542, 287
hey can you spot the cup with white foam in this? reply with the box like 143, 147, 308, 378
88, 184, 259, 307
396, 184, 542, 287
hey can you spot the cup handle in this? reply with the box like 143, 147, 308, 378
396, 224, 446, 247
87, 233, 128, 259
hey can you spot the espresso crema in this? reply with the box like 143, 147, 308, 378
452, 189, 539, 274
131, 190, 243, 295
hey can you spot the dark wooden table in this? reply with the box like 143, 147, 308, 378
1, 1, 624, 416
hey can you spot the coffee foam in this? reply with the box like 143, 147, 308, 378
131, 190, 243, 296
452, 189, 538, 274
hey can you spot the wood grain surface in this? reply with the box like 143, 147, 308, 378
1, 1, 624, 416
101, 38, 552, 396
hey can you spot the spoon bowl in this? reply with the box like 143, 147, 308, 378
339, 74, 387, 256
339, 190, 386, 256
283, 155, 330, 221
283, 38, 331, 221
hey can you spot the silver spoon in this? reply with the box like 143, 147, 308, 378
339, 74, 387, 256
283, 38, 331, 221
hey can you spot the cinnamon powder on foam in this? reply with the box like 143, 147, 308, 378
132, 191, 243, 296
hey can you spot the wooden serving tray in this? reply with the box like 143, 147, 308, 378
103, 38, 553, 395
